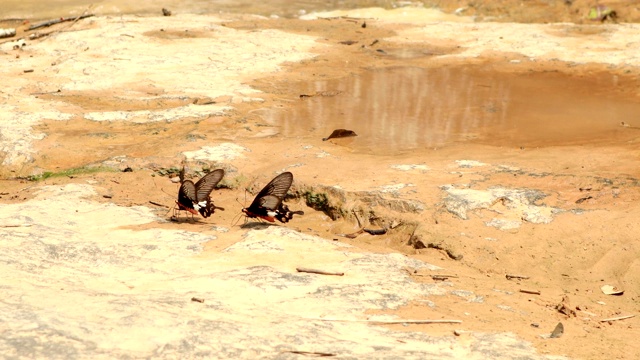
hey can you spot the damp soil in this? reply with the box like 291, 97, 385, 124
3, 9, 640, 360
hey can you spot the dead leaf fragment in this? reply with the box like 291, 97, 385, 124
322, 129, 358, 141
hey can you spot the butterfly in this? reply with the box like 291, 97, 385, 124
242, 171, 304, 223
175, 168, 225, 219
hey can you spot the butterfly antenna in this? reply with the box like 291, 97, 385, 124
160, 186, 175, 198
231, 212, 243, 227
165, 203, 175, 217
151, 175, 177, 201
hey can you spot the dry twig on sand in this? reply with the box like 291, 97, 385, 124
338, 228, 363, 239
281, 350, 336, 357
28, 14, 94, 31
403, 268, 458, 280
352, 209, 362, 228
296, 267, 344, 276
519, 289, 541, 295
363, 227, 387, 235
600, 314, 635, 322
506, 274, 529, 280
149, 201, 169, 208
314, 318, 462, 325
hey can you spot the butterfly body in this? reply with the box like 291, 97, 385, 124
242, 172, 304, 224
175, 169, 225, 219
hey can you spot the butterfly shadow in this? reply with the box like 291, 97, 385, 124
169, 213, 206, 224
239, 221, 278, 230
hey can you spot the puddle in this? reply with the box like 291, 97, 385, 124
262, 66, 640, 154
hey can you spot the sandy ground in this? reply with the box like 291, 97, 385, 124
1, 4, 640, 360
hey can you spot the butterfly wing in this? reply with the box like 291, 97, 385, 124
189, 169, 225, 218
259, 195, 282, 210
177, 180, 198, 214
243, 172, 294, 221
194, 169, 225, 202
248, 172, 293, 210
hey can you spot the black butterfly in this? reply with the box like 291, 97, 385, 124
176, 169, 225, 218
242, 171, 304, 223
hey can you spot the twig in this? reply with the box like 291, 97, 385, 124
281, 350, 336, 357
28, 7, 94, 42
337, 228, 363, 239
404, 268, 458, 279
321, 16, 374, 21
296, 267, 344, 276
149, 200, 169, 208
519, 289, 541, 295
352, 209, 362, 228
600, 314, 635, 322
28, 14, 94, 31
0, 224, 32, 228
431, 275, 457, 281
30, 89, 62, 96
506, 274, 529, 280
315, 318, 462, 325
191, 297, 204, 303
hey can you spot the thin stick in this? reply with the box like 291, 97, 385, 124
364, 227, 387, 235
281, 350, 336, 357
28, 6, 94, 42
0, 224, 32, 228
149, 200, 169, 208
315, 318, 462, 325
403, 268, 458, 278
352, 209, 363, 228
431, 275, 457, 281
28, 14, 94, 31
338, 228, 363, 239
519, 289, 541, 295
296, 267, 344, 276
600, 314, 635, 322
506, 274, 530, 280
